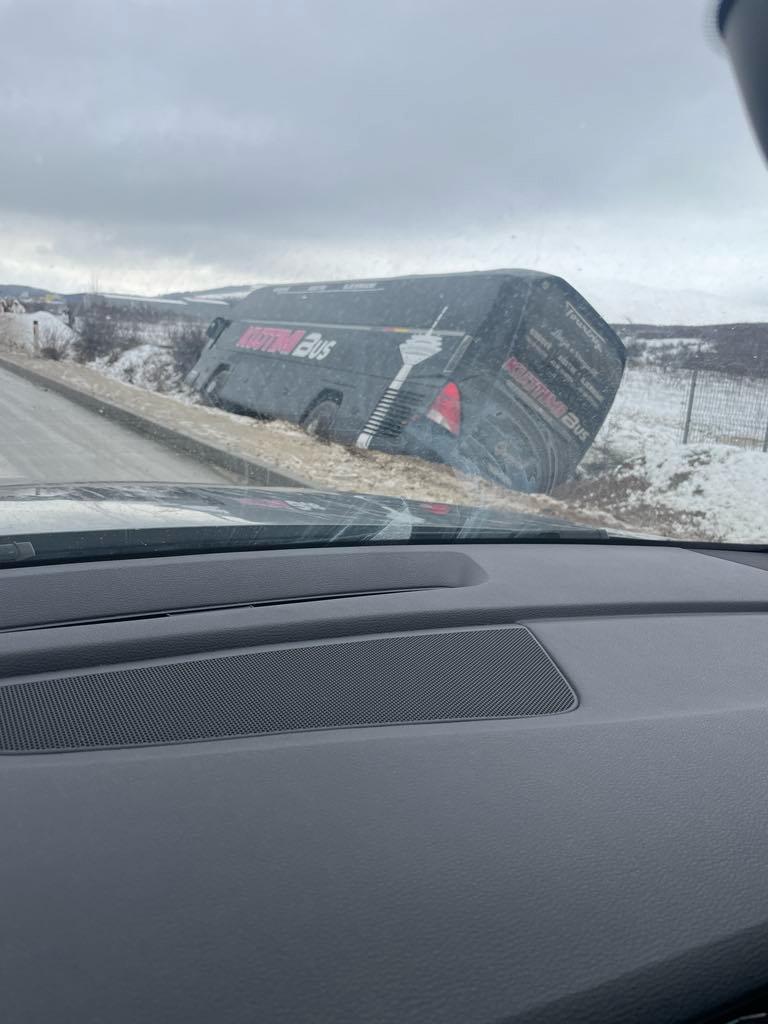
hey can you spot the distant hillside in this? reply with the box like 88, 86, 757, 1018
0, 283, 54, 299
618, 322, 768, 376
0, 282, 256, 316
3, 288, 239, 320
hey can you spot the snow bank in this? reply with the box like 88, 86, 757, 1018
566, 437, 768, 543
91, 343, 183, 394
0, 311, 75, 357
628, 443, 768, 542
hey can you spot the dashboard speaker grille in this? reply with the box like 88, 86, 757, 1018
0, 626, 576, 753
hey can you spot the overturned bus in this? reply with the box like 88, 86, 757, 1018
186, 270, 625, 493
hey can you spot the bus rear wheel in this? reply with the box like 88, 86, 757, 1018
302, 399, 339, 442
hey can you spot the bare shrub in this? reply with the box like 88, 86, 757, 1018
32, 323, 71, 361
140, 354, 178, 393
576, 418, 630, 478
166, 323, 209, 379
72, 303, 126, 363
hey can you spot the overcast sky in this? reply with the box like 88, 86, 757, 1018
0, 0, 766, 312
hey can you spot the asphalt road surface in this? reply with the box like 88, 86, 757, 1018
0, 366, 231, 485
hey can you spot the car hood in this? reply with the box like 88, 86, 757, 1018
0, 482, 602, 543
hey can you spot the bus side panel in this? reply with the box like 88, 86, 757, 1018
208, 322, 389, 433
192, 318, 461, 448
187, 273, 504, 441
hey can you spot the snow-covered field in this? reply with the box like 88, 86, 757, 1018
1, 310, 766, 543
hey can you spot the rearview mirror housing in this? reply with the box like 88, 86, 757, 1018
719, 0, 768, 161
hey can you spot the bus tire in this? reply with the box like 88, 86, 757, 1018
302, 399, 339, 442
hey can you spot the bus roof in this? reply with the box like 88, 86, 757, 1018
229, 269, 556, 336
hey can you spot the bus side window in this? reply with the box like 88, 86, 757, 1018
206, 317, 232, 344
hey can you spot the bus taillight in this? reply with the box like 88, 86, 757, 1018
426, 381, 462, 436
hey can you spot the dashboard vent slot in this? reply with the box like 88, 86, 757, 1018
0, 625, 576, 753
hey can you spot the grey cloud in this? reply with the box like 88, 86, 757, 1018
0, 0, 764, 292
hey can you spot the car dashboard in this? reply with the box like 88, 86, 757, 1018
1, 541, 768, 1023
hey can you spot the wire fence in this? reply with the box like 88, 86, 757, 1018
681, 369, 768, 451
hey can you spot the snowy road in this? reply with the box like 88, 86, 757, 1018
0, 366, 231, 485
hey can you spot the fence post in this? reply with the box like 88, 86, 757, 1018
763, 412, 768, 453
682, 368, 698, 444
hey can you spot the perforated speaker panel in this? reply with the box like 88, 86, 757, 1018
0, 625, 576, 753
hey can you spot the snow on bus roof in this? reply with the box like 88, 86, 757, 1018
101, 293, 188, 306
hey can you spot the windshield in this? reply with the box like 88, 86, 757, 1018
1, 0, 766, 553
